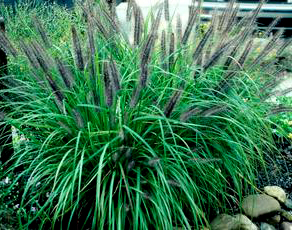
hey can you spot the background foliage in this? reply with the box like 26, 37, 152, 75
0, 0, 291, 229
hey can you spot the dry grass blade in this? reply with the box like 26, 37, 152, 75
72, 26, 84, 71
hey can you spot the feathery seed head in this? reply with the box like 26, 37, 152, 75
72, 26, 85, 71
103, 61, 114, 107
164, 89, 183, 118
32, 16, 51, 47
176, 14, 182, 42
109, 59, 121, 92
164, 0, 170, 21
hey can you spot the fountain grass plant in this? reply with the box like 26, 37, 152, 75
0, 0, 291, 229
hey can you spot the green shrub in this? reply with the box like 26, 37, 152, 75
0, 0, 84, 48
0, 0, 290, 229
270, 96, 292, 139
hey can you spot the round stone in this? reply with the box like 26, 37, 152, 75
264, 186, 286, 203
284, 199, 292, 210
260, 222, 276, 230
281, 211, 292, 222
210, 214, 239, 230
242, 194, 281, 218
280, 222, 292, 230
266, 214, 281, 225
233, 214, 258, 230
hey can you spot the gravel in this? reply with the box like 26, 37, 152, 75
256, 138, 292, 199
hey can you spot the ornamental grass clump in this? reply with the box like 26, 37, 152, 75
0, 0, 291, 228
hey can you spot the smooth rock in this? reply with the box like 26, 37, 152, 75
266, 214, 281, 225
280, 222, 292, 230
264, 186, 286, 203
242, 194, 281, 218
285, 199, 292, 210
281, 211, 292, 222
233, 214, 258, 230
210, 214, 239, 230
260, 222, 276, 230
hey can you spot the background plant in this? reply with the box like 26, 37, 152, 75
269, 96, 292, 138
0, 0, 291, 229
